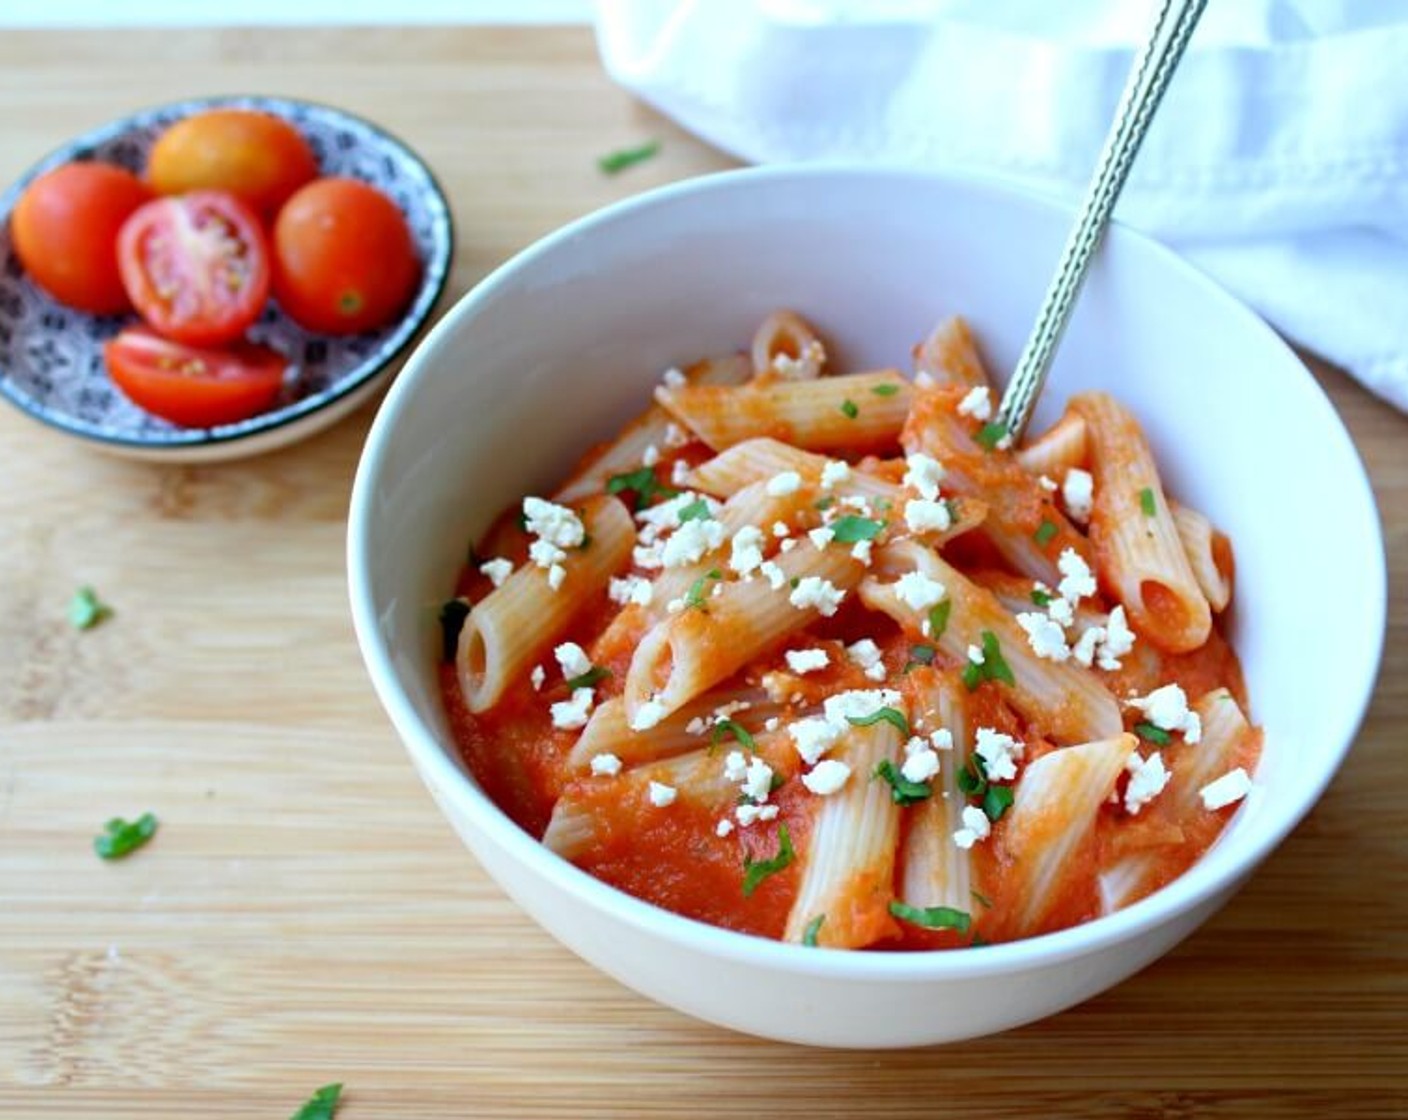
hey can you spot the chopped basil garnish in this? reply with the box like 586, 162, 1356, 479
290, 1083, 343, 1120
742, 823, 795, 896
677, 497, 712, 522
971, 888, 993, 909
94, 813, 158, 860
597, 139, 660, 174
975, 421, 1009, 450
606, 466, 679, 511
829, 515, 885, 543
846, 706, 911, 737
871, 383, 901, 397
1030, 587, 1053, 607
1139, 486, 1157, 516
711, 718, 757, 751
68, 585, 112, 631
565, 665, 611, 691
1135, 721, 1172, 745
788, 576, 801, 589
840, 399, 860, 419
439, 597, 471, 663
962, 630, 1015, 691
814, 495, 836, 511
577, 533, 593, 551
683, 568, 723, 611
873, 759, 932, 806
903, 643, 937, 673
802, 914, 825, 946
957, 755, 988, 797
888, 899, 972, 933
982, 784, 1015, 822
1033, 519, 1058, 547
928, 599, 951, 639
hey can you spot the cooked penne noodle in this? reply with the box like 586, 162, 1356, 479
1070, 392, 1211, 652
1004, 734, 1136, 937
457, 496, 634, 712
1015, 411, 1089, 479
861, 540, 1122, 744
784, 719, 905, 947
751, 310, 827, 380
658, 370, 912, 453
912, 315, 990, 389
1170, 499, 1235, 613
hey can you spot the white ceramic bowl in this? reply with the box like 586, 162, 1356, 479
348, 167, 1385, 1047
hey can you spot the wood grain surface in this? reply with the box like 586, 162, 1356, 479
1, 26, 1405, 1120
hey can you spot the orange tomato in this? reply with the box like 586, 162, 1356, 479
147, 109, 318, 218
271, 177, 420, 335
10, 162, 153, 314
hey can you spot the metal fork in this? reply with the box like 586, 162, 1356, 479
995, 0, 1209, 441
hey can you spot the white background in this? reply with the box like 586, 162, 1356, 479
0, 0, 593, 26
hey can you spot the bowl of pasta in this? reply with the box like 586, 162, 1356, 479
348, 166, 1385, 1047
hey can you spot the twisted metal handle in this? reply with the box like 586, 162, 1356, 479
996, 0, 1209, 441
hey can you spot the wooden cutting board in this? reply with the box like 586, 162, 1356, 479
1, 25, 1405, 1120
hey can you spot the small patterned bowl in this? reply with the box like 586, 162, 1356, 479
0, 95, 453, 462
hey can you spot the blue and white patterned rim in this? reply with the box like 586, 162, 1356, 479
0, 94, 454, 450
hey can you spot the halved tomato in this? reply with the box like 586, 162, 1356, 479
103, 326, 287, 428
117, 190, 270, 346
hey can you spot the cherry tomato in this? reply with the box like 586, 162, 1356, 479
117, 190, 271, 347
10, 162, 152, 314
272, 177, 419, 335
146, 109, 318, 218
104, 326, 287, 427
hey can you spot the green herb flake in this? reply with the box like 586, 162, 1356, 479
290, 1083, 343, 1120
961, 662, 984, 691
888, 899, 972, 934
927, 599, 952, 640
975, 421, 1009, 450
68, 585, 112, 631
1030, 587, 1053, 607
979, 630, 1016, 687
677, 497, 712, 523
606, 466, 679, 512
565, 665, 611, 691
439, 597, 471, 663
873, 759, 933, 806
957, 754, 989, 797
598, 139, 660, 175
742, 823, 795, 896
788, 576, 801, 589
1135, 721, 1172, 746
902, 643, 937, 673
802, 914, 825, 947
846, 706, 911, 737
683, 569, 724, 611
577, 533, 593, 551
814, 495, 836, 511
711, 718, 757, 752
871, 383, 901, 397
1033, 519, 1058, 547
94, 812, 158, 860
982, 784, 1015, 822
971, 888, 994, 909
840, 399, 860, 420
829, 515, 885, 543
1139, 486, 1157, 516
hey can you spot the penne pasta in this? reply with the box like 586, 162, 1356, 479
657, 370, 912, 453
912, 315, 990, 389
1070, 391, 1211, 652
1170, 499, 1235, 613
1015, 411, 1089, 479
751, 309, 827, 380
457, 496, 634, 712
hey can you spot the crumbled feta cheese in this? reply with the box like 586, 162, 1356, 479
671, 458, 691, 486
929, 728, 954, 751
1097, 605, 1136, 671
904, 498, 953, 535
1037, 474, 1058, 493
1063, 468, 1094, 524
608, 574, 653, 607
766, 470, 803, 497
524, 497, 585, 560
1016, 610, 1071, 662
974, 727, 1024, 781
953, 805, 992, 848
529, 538, 567, 569
547, 563, 566, 591
957, 386, 993, 421
802, 758, 852, 796
759, 560, 788, 590
846, 638, 886, 682
632, 541, 664, 570
530, 664, 546, 691
1047, 597, 1075, 627
779, 538, 799, 553
554, 642, 592, 679
716, 818, 734, 837
995, 432, 1013, 450
590, 753, 622, 776
641, 443, 660, 467
660, 517, 727, 568
851, 540, 873, 565
788, 716, 842, 765
736, 802, 780, 826
685, 716, 708, 736
636, 491, 694, 538
550, 687, 594, 730
1071, 624, 1102, 667
661, 366, 687, 389
894, 570, 946, 612
1057, 548, 1097, 604
764, 717, 780, 732
723, 750, 748, 782
785, 647, 830, 675
901, 748, 940, 783
1127, 684, 1201, 741
713, 699, 751, 720
967, 644, 985, 665
808, 526, 835, 550
1200, 767, 1252, 810
820, 459, 851, 489
630, 699, 667, 731
1124, 750, 1170, 814
772, 520, 791, 538
915, 370, 936, 388
479, 557, 513, 588
839, 494, 872, 513
789, 576, 846, 617
648, 781, 677, 807
822, 688, 903, 725
903, 452, 945, 500
742, 757, 774, 802
728, 525, 766, 576
663, 422, 689, 448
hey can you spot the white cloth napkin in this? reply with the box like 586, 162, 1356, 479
596, 0, 1408, 411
